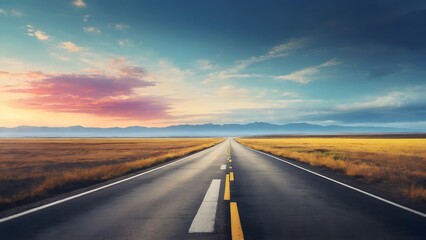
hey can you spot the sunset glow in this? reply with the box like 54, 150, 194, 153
1, 1, 426, 129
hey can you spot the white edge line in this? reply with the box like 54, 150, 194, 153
0, 141, 225, 224
237, 141, 426, 218
188, 179, 221, 233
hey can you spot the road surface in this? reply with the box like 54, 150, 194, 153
0, 138, 425, 239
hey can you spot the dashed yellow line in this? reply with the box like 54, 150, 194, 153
227, 141, 244, 239
230, 202, 244, 240
224, 174, 230, 200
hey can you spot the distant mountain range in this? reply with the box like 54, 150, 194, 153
0, 122, 420, 137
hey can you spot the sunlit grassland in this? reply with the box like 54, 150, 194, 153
0, 138, 223, 209
237, 137, 426, 201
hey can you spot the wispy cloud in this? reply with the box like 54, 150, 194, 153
267, 38, 308, 58
276, 67, 318, 84
0, 8, 23, 17
203, 37, 308, 83
215, 85, 250, 98
281, 91, 297, 97
33, 31, 50, 41
229, 37, 308, 72
106, 58, 145, 77
114, 23, 129, 30
83, 14, 90, 22
337, 93, 403, 111
118, 39, 132, 47
276, 58, 340, 84
336, 88, 425, 111
49, 52, 70, 61
26, 25, 50, 41
195, 59, 216, 70
72, 0, 86, 8
301, 86, 426, 124
0, 71, 47, 80
83, 26, 101, 34
59, 41, 85, 52
10, 9, 23, 16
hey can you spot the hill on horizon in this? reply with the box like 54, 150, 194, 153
0, 122, 421, 137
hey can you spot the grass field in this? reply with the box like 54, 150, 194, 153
0, 138, 222, 210
237, 137, 426, 201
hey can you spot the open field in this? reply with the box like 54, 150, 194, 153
0, 138, 223, 210
237, 137, 426, 201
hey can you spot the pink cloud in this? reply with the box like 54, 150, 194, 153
13, 95, 169, 119
9, 74, 153, 98
6, 73, 170, 120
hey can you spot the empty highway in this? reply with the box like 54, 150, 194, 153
0, 138, 425, 239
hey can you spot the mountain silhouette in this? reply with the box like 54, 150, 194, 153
0, 122, 417, 137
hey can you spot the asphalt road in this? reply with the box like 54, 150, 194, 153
230, 139, 426, 240
0, 140, 231, 240
0, 138, 425, 240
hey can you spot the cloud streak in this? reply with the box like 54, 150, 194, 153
276, 58, 340, 84
195, 59, 215, 70
0, 8, 23, 16
215, 85, 250, 98
118, 39, 132, 47
83, 15, 90, 22
0, 71, 47, 80
26, 25, 50, 41
59, 41, 85, 52
336, 87, 426, 111
83, 26, 101, 34
114, 23, 129, 30
203, 37, 308, 83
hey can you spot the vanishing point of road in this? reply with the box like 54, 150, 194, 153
0, 138, 425, 239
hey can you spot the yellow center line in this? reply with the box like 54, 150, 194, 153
224, 174, 230, 200
230, 202, 244, 240
228, 159, 232, 163
230, 172, 234, 181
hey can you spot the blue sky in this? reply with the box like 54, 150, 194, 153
0, 0, 426, 129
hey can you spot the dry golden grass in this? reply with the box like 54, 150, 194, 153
237, 137, 426, 202
0, 138, 222, 208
